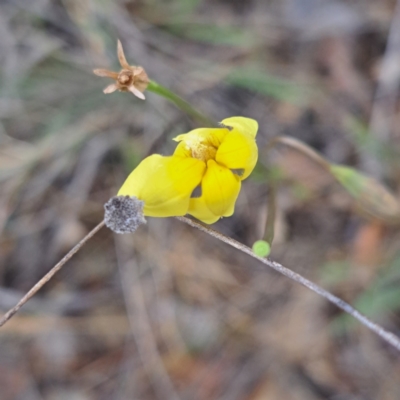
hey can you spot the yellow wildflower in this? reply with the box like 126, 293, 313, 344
118, 116, 258, 224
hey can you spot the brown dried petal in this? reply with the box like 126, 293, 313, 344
133, 66, 144, 76
133, 68, 149, 93
134, 66, 149, 82
117, 39, 130, 69
103, 83, 118, 94
129, 85, 146, 100
93, 69, 118, 79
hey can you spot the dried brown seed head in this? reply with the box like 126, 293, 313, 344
93, 40, 149, 100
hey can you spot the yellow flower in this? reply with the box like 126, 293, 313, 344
118, 116, 258, 224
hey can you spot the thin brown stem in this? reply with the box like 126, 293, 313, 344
3, 215, 400, 352
0, 220, 105, 327
265, 135, 332, 171
176, 216, 400, 352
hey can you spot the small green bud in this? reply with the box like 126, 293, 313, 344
252, 240, 271, 257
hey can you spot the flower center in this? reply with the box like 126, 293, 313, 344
118, 70, 133, 86
186, 138, 217, 162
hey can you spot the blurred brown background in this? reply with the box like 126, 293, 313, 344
1, 0, 400, 399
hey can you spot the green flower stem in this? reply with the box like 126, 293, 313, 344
263, 180, 277, 245
147, 80, 217, 127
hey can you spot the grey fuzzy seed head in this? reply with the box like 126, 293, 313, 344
104, 196, 146, 234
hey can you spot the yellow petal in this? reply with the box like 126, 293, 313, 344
215, 128, 258, 180
118, 154, 206, 217
188, 161, 241, 223
188, 196, 221, 224
188, 182, 238, 223
201, 159, 241, 217
220, 116, 258, 138
173, 128, 228, 148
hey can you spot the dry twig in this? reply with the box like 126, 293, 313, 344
0, 221, 105, 327
176, 216, 400, 352
1, 216, 400, 353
